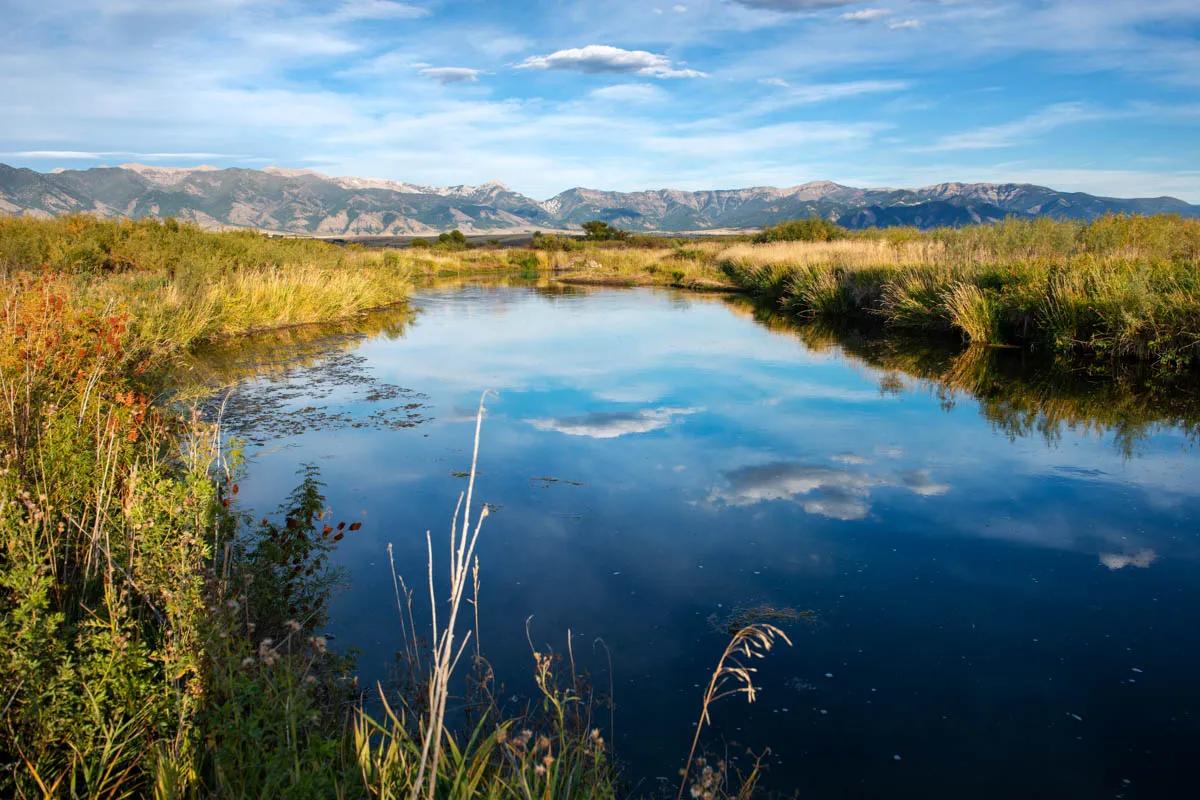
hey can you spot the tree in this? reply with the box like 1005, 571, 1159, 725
581, 220, 627, 241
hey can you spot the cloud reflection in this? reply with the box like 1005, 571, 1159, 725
1099, 549, 1158, 570
529, 406, 700, 439
709, 458, 949, 520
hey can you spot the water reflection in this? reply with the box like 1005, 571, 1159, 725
709, 460, 950, 520
529, 406, 701, 438
199, 282, 1200, 798
729, 298, 1200, 456
1100, 549, 1158, 570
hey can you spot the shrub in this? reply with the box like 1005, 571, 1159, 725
753, 217, 846, 244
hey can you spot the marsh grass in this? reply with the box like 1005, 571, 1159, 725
0, 216, 417, 354
562, 214, 1200, 369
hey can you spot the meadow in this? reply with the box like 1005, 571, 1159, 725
0, 216, 776, 798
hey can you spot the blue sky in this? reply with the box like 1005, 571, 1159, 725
1, 0, 1198, 200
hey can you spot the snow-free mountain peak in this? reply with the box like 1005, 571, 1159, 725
1, 163, 1195, 235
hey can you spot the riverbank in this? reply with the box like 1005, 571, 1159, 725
0, 217, 421, 796
0, 217, 761, 798
543, 215, 1200, 370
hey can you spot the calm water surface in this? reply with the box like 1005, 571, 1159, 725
205, 284, 1200, 798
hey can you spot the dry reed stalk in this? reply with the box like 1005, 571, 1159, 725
408, 391, 492, 800
676, 623, 791, 800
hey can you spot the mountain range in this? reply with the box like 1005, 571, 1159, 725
2, 162, 1196, 235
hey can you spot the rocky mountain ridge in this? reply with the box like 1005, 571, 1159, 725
2, 162, 1195, 235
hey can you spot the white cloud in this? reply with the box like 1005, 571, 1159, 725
840, 8, 890, 23
516, 45, 707, 79
418, 66, 482, 84
887, 19, 922, 30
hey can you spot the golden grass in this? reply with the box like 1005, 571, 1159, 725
677, 624, 790, 800
718, 238, 942, 270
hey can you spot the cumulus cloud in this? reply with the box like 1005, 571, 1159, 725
529, 406, 700, 438
418, 66, 482, 84
887, 19, 922, 30
516, 45, 707, 79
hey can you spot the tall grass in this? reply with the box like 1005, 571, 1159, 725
0, 215, 417, 353
575, 215, 1200, 369
538, 214, 1200, 368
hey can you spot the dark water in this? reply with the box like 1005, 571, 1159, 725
204, 283, 1200, 799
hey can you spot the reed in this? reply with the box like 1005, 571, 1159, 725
677, 624, 791, 800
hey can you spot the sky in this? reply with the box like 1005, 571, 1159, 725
1, 0, 1198, 200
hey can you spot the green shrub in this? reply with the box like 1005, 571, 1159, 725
753, 216, 846, 244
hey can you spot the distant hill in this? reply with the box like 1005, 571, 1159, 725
2, 162, 1196, 234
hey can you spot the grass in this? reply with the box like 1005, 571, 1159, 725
0, 215, 792, 797
546, 215, 1200, 370
0, 215, 417, 353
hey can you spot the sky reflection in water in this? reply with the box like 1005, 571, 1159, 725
217, 285, 1200, 798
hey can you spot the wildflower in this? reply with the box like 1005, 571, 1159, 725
534, 765, 546, 777
287, 619, 302, 633
535, 735, 550, 753
310, 635, 327, 654
258, 638, 278, 666
542, 754, 554, 767
304, 675, 317, 685
241, 657, 255, 667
